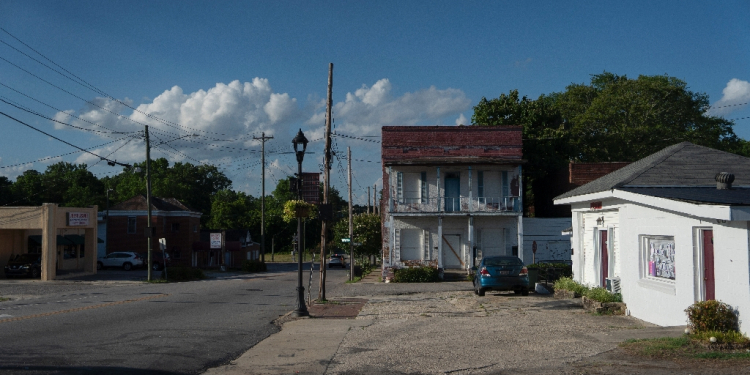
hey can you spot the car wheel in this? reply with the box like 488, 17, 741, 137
31, 268, 40, 279
521, 288, 529, 296
97, 262, 103, 270
477, 287, 486, 297
123, 262, 132, 271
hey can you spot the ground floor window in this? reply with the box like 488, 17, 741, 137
641, 235, 675, 281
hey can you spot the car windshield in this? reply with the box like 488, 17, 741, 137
484, 257, 522, 266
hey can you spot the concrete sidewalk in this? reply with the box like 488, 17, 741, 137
203, 317, 372, 375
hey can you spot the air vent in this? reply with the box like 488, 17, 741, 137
605, 277, 621, 294
715, 172, 735, 190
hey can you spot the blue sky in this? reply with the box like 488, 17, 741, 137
1, 1, 749, 203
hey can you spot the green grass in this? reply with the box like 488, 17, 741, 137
694, 352, 750, 359
622, 337, 692, 356
346, 276, 362, 283
691, 330, 750, 344
622, 335, 750, 361
0, 297, 9, 302
264, 252, 315, 263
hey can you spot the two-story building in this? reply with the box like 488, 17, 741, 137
381, 125, 524, 278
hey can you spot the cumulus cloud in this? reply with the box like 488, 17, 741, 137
711, 78, 750, 116
456, 113, 469, 125
54, 77, 468, 200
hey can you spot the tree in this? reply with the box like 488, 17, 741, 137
555, 72, 743, 162
9, 163, 104, 207
0, 176, 16, 206
103, 158, 232, 224
331, 213, 381, 260
207, 190, 256, 230
473, 73, 747, 215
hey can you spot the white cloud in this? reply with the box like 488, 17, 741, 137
55, 77, 468, 200
711, 78, 750, 116
456, 113, 468, 125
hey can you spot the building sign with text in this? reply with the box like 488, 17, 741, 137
66, 212, 90, 226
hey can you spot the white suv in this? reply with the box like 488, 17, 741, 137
97, 252, 144, 271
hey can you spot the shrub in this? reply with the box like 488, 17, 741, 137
164, 266, 206, 282
393, 266, 440, 283
553, 276, 589, 296
241, 260, 267, 273
685, 300, 738, 333
584, 287, 622, 303
691, 330, 750, 344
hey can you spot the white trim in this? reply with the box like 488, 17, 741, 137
693, 227, 712, 302
556, 189, 743, 221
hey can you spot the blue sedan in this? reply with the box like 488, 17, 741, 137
473, 256, 529, 296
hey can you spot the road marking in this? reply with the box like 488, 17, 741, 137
0, 294, 169, 324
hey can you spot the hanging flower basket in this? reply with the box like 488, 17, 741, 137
282, 200, 316, 222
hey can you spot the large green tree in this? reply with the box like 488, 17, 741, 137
9, 162, 104, 207
331, 213, 381, 260
473, 72, 746, 216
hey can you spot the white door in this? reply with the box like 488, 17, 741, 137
442, 235, 462, 268
480, 229, 504, 257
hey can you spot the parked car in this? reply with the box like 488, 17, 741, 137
97, 252, 144, 271
4, 253, 42, 278
328, 254, 347, 268
138, 252, 171, 270
473, 256, 529, 296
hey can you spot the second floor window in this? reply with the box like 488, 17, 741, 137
127, 217, 136, 234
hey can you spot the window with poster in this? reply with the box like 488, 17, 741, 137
640, 235, 676, 282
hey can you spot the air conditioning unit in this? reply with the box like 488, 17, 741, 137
605, 277, 621, 294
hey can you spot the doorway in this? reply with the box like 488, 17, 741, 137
442, 234, 463, 268
444, 173, 460, 212
702, 230, 715, 300
600, 230, 608, 287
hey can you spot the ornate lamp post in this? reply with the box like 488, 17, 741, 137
292, 129, 309, 317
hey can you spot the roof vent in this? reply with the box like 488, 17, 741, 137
715, 172, 735, 190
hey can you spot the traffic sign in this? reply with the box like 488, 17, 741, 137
341, 238, 350, 243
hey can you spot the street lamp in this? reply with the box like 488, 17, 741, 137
292, 128, 309, 317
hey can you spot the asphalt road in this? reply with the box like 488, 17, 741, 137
0, 262, 348, 374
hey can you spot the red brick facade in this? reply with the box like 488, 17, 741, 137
105, 196, 201, 267
569, 162, 630, 185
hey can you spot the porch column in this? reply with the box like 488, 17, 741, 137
41, 203, 57, 281
389, 216, 395, 267
517, 215, 524, 264
437, 216, 443, 269
468, 216, 473, 270
436, 166, 441, 211
468, 166, 472, 212
388, 166, 394, 212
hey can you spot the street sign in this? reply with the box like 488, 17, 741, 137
341, 238, 350, 243
353, 242, 361, 246
210, 233, 222, 249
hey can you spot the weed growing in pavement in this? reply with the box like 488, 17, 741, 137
0, 297, 8, 302
622, 337, 692, 357
146, 279, 169, 283
694, 351, 750, 359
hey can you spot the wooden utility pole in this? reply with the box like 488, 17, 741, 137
374, 183, 377, 214
145, 125, 154, 281
367, 186, 371, 214
319, 63, 333, 301
348, 146, 354, 281
253, 132, 273, 262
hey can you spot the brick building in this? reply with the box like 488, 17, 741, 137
381, 125, 524, 277
103, 195, 201, 267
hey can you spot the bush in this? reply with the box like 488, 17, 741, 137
691, 330, 750, 344
241, 260, 267, 273
553, 276, 589, 296
393, 266, 440, 283
164, 266, 206, 282
527, 262, 572, 282
584, 287, 622, 303
685, 300, 738, 333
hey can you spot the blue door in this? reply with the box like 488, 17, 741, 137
444, 173, 460, 212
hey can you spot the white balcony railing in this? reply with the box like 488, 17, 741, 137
391, 196, 520, 213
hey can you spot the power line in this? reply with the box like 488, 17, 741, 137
332, 131, 381, 143
0, 111, 131, 168
0, 136, 132, 169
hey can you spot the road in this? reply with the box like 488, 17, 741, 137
0, 262, 348, 374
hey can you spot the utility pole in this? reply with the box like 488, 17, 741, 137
253, 132, 273, 262
374, 183, 377, 214
145, 125, 153, 281
319, 63, 333, 301
367, 186, 371, 214
348, 146, 354, 281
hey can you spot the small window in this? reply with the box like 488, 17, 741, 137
420, 172, 427, 203
642, 236, 675, 281
127, 217, 137, 234
171, 223, 180, 232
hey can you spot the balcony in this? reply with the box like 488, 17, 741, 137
390, 196, 521, 214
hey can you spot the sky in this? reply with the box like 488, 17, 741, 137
1, 1, 749, 205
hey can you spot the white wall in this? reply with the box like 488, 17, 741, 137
607, 203, 750, 335
523, 218, 572, 264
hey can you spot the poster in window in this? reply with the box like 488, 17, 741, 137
648, 238, 675, 280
